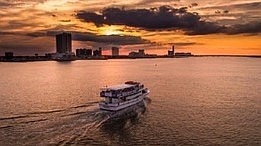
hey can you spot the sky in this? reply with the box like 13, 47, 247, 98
0, 0, 260, 55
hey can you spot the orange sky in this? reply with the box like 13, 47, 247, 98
0, 0, 260, 55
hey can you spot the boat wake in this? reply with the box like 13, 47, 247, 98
0, 98, 151, 145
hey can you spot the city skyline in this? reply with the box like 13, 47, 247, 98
0, 0, 260, 55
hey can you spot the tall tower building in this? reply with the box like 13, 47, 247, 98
98, 47, 102, 56
172, 45, 175, 55
56, 32, 72, 53
112, 47, 119, 56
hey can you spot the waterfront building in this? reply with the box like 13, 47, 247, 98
175, 52, 192, 56
86, 49, 92, 56
99, 47, 102, 56
128, 49, 146, 58
129, 51, 138, 57
5, 52, 14, 59
76, 48, 92, 57
112, 47, 119, 56
93, 48, 102, 56
138, 49, 145, 56
56, 32, 72, 53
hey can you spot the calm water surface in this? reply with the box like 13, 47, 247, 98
0, 57, 260, 145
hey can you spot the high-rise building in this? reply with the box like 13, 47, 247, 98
99, 47, 102, 56
112, 47, 119, 56
93, 48, 102, 56
56, 32, 72, 53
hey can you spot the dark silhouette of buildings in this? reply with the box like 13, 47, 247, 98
93, 48, 102, 56
76, 48, 92, 58
0, 31, 197, 62
129, 49, 145, 57
5, 52, 14, 59
128, 49, 157, 58
166, 45, 193, 57
175, 52, 192, 56
99, 47, 102, 56
56, 32, 72, 53
112, 47, 119, 56
138, 49, 145, 56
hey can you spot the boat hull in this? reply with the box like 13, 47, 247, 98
99, 92, 149, 111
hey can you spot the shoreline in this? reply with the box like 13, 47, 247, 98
0, 55, 260, 62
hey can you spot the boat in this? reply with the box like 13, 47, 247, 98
99, 81, 150, 111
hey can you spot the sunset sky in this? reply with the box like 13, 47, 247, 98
0, 0, 260, 55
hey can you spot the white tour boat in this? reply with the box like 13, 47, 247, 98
99, 81, 149, 111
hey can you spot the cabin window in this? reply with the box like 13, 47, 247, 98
111, 90, 116, 97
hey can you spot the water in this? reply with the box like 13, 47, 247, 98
0, 57, 260, 146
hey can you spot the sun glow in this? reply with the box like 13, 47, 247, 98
99, 26, 122, 35
104, 28, 120, 35
104, 30, 119, 35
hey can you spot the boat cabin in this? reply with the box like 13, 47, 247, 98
100, 81, 143, 98
99, 81, 149, 111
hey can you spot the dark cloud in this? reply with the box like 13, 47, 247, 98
26, 31, 46, 37
191, 3, 198, 7
202, 1, 260, 22
0, 2, 10, 7
187, 21, 261, 35
0, 1, 26, 7
185, 21, 225, 35
226, 21, 261, 34
223, 10, 229, 14
201, 2, 261, 11
0, 31, 17, 35
166, 42, 199, 46
215, 10, 229, 14
71, 32, 150, 45
59, 19, 71, 22
217, 2, 260, 10
27, 31, 150, 45
76, 6, 224, 35
0, 0, 47, 8
76, 6, 202, 30
76, 6, 216, 33
215, 10, 221, 14
76, 5, 261, 35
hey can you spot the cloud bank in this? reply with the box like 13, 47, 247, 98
76, 5, 261, 35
